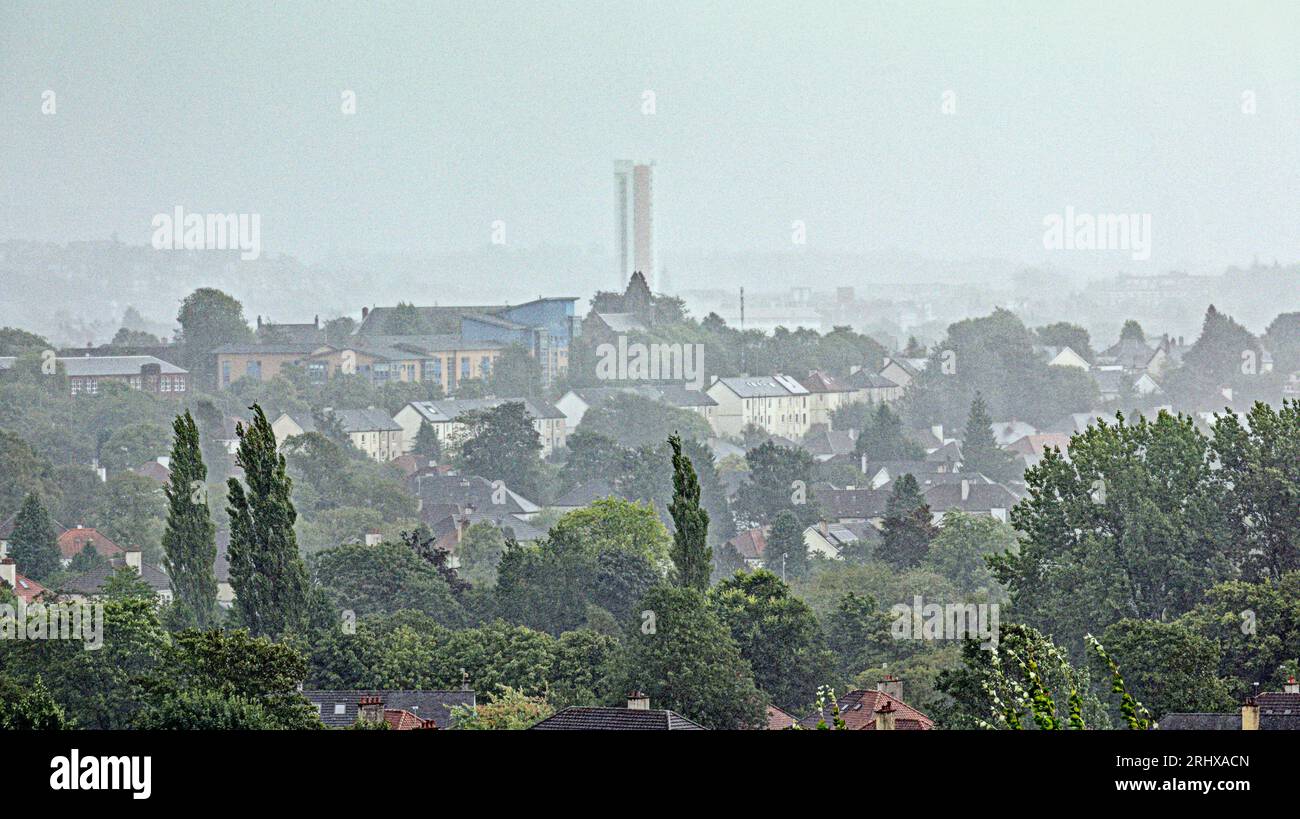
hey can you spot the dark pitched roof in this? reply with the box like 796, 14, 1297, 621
553, 480, 621, 508
333, 408, 402, 433
63, 560, 170, 595
1157, 713, 1241, 730
530, 706, 705, 730
922, 481, 1020, 514
415, 474, 538, 518
0, 512, 68, 541
303, 690, 476, 729
727, 527, 767, 560
819, 488, 892, 520
56, 527, 124, 560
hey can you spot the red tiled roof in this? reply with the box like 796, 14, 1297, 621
766, 704, 797, 730
3, 569, 48, 605
56, 527, 124, 560
797, 689, 935, 730
727, 527, 767, 560
383, 709, 437, 730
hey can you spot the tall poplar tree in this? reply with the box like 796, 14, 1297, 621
162, 411, 219, 628
226, 404, 310, 637
667, 435, 711, 591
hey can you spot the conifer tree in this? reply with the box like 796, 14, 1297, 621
8, 492, 59, 582
961, 392, 1021, 482
226, 404, 310, 637
162, 410, 219, 628
668, 435, 711, 591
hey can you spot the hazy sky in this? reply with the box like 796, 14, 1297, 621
3, 1, 1298, 274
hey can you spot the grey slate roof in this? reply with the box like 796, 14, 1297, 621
5, 354, 189, 376
1158, 713, 1241, 730
405, 397, 564, 423
333, 408, 403, 433
303, 690, 476, 729
415, 474, 539, 517
530, 706, 705, 730
63, 561, 171, 595
819, 488, 892, 520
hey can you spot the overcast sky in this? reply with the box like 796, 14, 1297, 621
3, 1, 1298, 275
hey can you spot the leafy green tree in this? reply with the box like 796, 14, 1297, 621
0, 673, 70, 729
93, 472, 167, 565
453, 402, 544, 500
924, 510, 1018, 597
994, 411, 1232, 652
617, 584, 765, 729
162, 411, 219, 629
8, 492, 60, 581
1035, 322, 1094, 362
451, 685, 554, 729
310, 542, 465, 626
767, 509, 807, 580
879, 474, 937, 569
960, 392, 1020, 482
382, 302, 431, 335
548, 629, 621, 707
1097, 619, 1235, 721
549, 498, 671, 565
0, 326, 51, 356
1119, 320, 1145, 342
102, 564, 157, 599
176, 288, 252, 386
226, 404, 311, 637
822, 592, 895, 682
488, 343, 542, 398
668, 435, 711, 590
734, 440, 820, 527
577, 392, 713, 448
100, 421, 172, 473
455, 522, 507, 587
709, 570, 834, 711
1211, 400, 1300, 580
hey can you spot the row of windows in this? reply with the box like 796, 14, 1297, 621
69, 376, 185, 395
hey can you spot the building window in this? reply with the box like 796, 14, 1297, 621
175, 377, 186, 393
480, 356, 491, 377
461, 357, 470, 379
427, 357, 442, 383
160, 375, 172, 392
222, 361, 232, 387
247, 360, 262, 380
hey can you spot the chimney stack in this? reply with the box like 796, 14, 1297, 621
626, 691, 650, 710
874, 699, 897, 731
364, 529, 383, 546
1241, 697, 1260, 731
358, 695, 384, 724
1285, 676, 1299, 695
124, 545, 143, 573
0, 558, 16, 589
960, 479, 970, 501
877, 674, 903, 701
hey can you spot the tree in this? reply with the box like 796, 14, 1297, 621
453, 402, 544, 500
993, 411, 1232, 653
111, 327, 162, 346
617, 584, 765, 729
311, 541, 465, 626
226, 404, 311, 637
767, 509, 807, 580
1035, 322, 1093, 362
382, 302, 431, 335
549, 498, 672, 565
488, 343, 542, 398
456, 522, 507, 587
960, 392, 1021, 483
410, 419, 441, 463
1119, 319, 1146, 342
924, 511, 1018, 596
323, 316, 357, 346
878, 474, 937, 570
176, 288, 252, 385
8, 492, 59, 581
0, 673, 70, 729
733, 440, 820, 527
162, 411, 219, 629
577, 392, 713, 448
854, 403, 924, 462
450, 685, 555, 729
667, 435, 711, 591
94, 471, 167, 565
1097, 619, 1235, 721
709, 570, 834, 711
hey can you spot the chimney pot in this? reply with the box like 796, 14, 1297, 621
626, 691, 650, 710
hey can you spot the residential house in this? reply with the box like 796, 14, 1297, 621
878, 357, 924, 390
798, 370, 858, 429
554, 384, 717, 435
799, 425, 856, 462
803, 520, 880, 560
844, 368, 904, 404
861, 459, 951, 489
255, 315, 327, 345
353, 696, 439, 730
706, 375, 813, 440
1005, 433, 1072, 469
0, 354, 189, 397
990, 419, 1039, 447
726, 527, 768, 570
922, 479, 1020, 524
427, 509, 544, 559
1160, 678, 1300, 730
270, 412, 318, 447
1039, 345, 1091, 371
765, 705, 798, 730
796, 678, 935, 730
304, 689, 477, 729
394, 397, 567, 458
0, 557, 49, 604
132, 458, 171, 486
531, 692, 706, 730
334, 409, 405, 461
414, 474, 541, 526
56, 525, 124, 567
817, 486, 892, 525
63, 546, 173, 603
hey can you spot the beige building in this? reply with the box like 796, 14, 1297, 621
394, 398, 568, 458
706, 375, 813, 440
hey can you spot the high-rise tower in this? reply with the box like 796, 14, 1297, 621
614, 160, 655, 290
